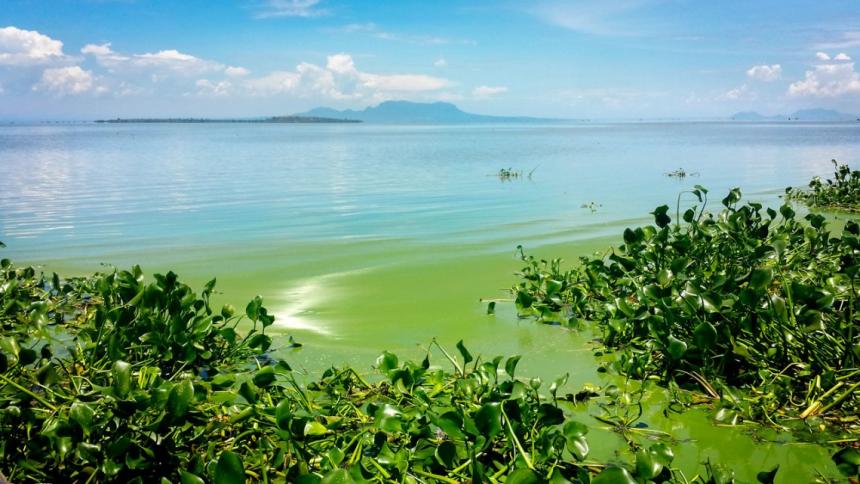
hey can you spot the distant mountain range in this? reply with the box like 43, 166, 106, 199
296, 101, 561, 124
731, 108, 859, 122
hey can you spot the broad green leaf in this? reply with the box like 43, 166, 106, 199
112, 360, 131, 398
505, 468, 541, 484
252, 366, 276, 387
166, 380, 194, 419
70, 402, 95, 435
474, 402, 502, 439
666, 335, 687, 360
693, 321, 717, 349
304, 421, 328, 437
592, 466, 636, 484
749, 268, 773, 291
214, 451, 244, 484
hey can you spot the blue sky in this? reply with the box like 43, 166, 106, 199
1, 0, 859, 119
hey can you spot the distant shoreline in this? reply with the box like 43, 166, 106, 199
95, 116, 361, 124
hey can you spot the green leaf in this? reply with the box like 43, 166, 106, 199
214, 451, 245, 484
327, 447, 345, 467
375, 351, 399, 373
456, 340, 473, 366
275, 399, 292, 430
505, 468, 541, 484
756, 465, 779, 484
112, 360, 131, 398
180, 470, 206, 484
749, 268, 773, 291
693, 321, 717, 349
70, 402, 95, 435
657, 268, 674, 288
666, 335, 687, 360
435, 441, 457, 468
166, 380, 194, 419
245, 295, 263, 321
592, 466, 636, 484
635, 450, 663, 480
321, 469, 354, 484
505, 355, 522, 379
652, 205, 671, 228
474, 402, 502, 439
252, 366, 276, 387
304, 421, 328, 437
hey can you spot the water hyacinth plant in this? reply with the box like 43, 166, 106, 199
513, 186, 860, 437
1, 253, 767, 482
785, 160, 860, 212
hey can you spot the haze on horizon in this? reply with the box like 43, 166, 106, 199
1, 0, 859, 120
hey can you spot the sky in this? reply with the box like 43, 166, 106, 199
1, 0, 859, 119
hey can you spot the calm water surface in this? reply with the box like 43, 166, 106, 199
2, 122, 859, 480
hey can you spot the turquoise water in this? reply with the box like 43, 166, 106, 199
2, 121, 859, 480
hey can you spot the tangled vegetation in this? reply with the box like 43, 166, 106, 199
513, 186, 860, 441
786, 160, 860, 212
1, 250, 782, 483
664, 169, 699, 179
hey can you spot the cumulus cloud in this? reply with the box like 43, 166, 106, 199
194, 79, 233, 96
472, 85, 508, 99
33, 66, 95, 95
746, 64, 781, 81
816, 52, 831, 61
81, 43, 241, 78
788, 61, 860, 97
0, 26, 66, 65
720, 84, 755, 101
835, 53, 852, 61
254, 0, 328, 18
244, 53, 450, 100
434, 58, 447, 68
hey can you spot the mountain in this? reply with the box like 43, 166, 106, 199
731, 108, 858, 122
297, 101, 561, 124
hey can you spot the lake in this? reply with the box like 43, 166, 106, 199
2, 121, 859, 480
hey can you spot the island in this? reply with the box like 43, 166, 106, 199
95, 115, 361, 123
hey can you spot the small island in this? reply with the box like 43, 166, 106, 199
95, 115, 361, 124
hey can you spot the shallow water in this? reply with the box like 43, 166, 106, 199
2, 121, 859, 480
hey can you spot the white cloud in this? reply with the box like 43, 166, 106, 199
33, 66, 95, 95
472, 85, 508, 99
254, 0, 328, 18
720, 84, 755, 101
434, 58, 447, 68
326, 53, 355, 74
359, 73, 450, 92
195, 79, 232, 96
82, 44, 229, 77
244, 71, 300, 95
788, 60, 860, 97
242, 53, 451, 101
225, 66, 250, 76
746, 64, 781, 81
835, 53, 852, 61
0, 26, 66, 65
816, 52, 831, 61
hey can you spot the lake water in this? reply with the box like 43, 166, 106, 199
2, 121, 859, 480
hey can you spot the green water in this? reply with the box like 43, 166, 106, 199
3, 122, 859, 479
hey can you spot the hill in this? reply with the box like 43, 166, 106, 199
297, 100, 561, 124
